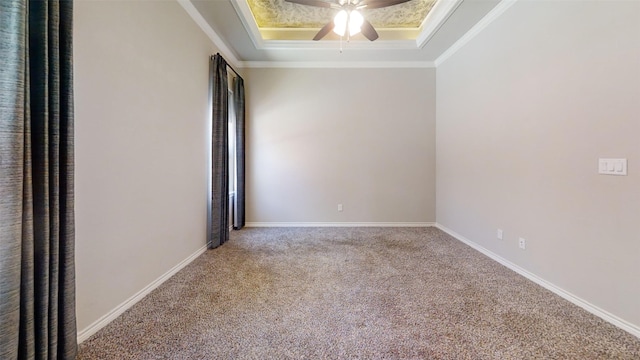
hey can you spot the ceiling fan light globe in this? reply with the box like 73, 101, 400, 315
333, 10, 348, 36
348, 10, 363, 36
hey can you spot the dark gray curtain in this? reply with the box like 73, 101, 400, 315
0, 0, 77, 359
208, 54, 229, 248
232, 77, 245, 230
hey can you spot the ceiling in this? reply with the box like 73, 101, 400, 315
188, 0, 502, 66
247, 0, 436, 39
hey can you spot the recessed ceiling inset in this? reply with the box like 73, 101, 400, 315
245, 0, 437, 41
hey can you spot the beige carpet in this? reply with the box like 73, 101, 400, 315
78, 227, 640, 359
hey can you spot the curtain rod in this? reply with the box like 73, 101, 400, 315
213, 53, 243, 81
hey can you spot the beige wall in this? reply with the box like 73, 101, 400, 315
74, 0, 217, 332
244, 67, 436, 224
436, 0, 640, 329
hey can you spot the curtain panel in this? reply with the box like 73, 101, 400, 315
0, 0, 77, 359
208, 55, 229, 248
232, 77, 245, 230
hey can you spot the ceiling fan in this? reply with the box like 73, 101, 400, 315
284, 0, 412, 41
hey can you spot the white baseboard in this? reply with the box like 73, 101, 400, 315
435, 223, 640, 339
77, 245, 208, 343
245, 222, 435, 227
78, 224, 638, 342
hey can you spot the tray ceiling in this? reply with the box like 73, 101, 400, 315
243, 0, 437, 41
187, 0, 504, 64
248, 0, 436, 28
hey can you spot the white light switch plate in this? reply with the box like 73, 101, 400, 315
599, 158, 627, 176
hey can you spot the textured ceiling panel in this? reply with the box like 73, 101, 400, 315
248, 0, 436, 28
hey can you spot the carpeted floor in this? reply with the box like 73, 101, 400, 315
78, 227, 640, 359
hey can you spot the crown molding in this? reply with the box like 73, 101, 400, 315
416, 0, 464, 48
230, 0, 266, 49
258, 39, 418, 50
435, 0, 518, 66
259, 27, 422, 41
177, 0, 242, 67
242, 61, 435, 68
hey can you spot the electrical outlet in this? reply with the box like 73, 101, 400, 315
497, 229, 503, 240
338, 204, 343, 212
519, 237, 526, 250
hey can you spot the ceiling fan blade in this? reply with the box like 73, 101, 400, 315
361, 19, 379, 41
313, 22, 335, 40
359, 0, 411, 9
285, 0, 335, 9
